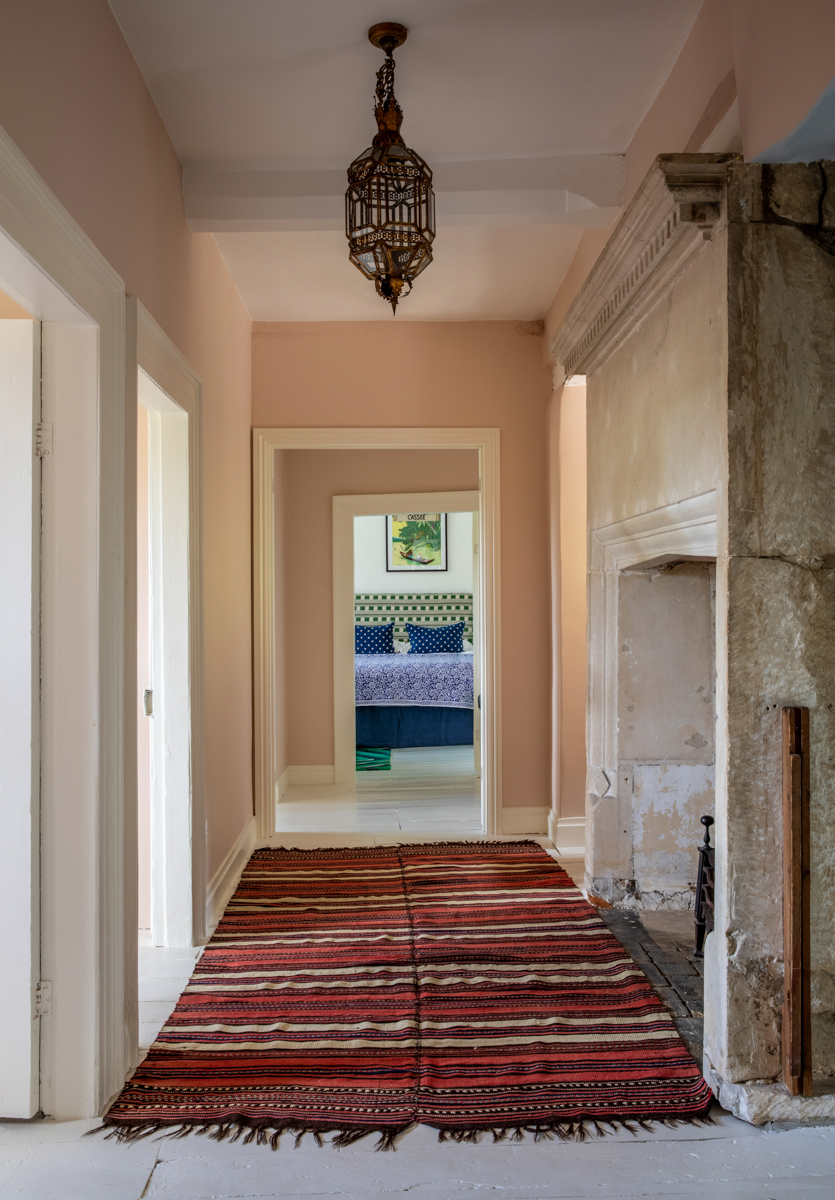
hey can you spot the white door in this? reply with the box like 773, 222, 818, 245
0, 320, 42, 1117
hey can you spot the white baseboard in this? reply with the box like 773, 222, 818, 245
548, 813, 586, 859
205, 815, 256, 933
275, 766, 290, 803
501, 805, 549, 835
287, 765, 336, 786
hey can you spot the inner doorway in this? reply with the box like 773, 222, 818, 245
351, 507, 481, 836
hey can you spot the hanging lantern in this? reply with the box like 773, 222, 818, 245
345, 23, 435, 314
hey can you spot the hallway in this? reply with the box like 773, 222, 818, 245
275, 746, 482, 835
2, 1110, 832, 1198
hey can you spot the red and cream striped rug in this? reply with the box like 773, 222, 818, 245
101, 842, 712, 1147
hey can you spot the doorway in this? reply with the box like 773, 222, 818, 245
132, 302, 205, 1047
252, 429, 502, 840
353, 507, 480, 834
275, 493, 483, 836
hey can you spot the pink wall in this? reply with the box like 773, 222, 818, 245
558, 386, 588, 821
281, 449, 479, 767
729, 0, 835, 160
0, 0, 253, 877
253, 322, 553, 808
545, 0, 735, 346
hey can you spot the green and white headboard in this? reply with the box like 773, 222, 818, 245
354, 593, 473, 639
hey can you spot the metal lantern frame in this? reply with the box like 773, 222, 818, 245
345, 24, 435, 312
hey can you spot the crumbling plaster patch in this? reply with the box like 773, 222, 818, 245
630, 763, 715, 909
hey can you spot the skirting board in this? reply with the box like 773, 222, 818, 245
501, 806, 549, 835
288, 765, 336, 786
275, 766, 289, 803
548, 812, 586, 859
205, 815, 256, 933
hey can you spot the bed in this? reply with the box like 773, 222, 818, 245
354, 593, 474, 748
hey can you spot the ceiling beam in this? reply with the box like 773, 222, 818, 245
184, 155, 624, 233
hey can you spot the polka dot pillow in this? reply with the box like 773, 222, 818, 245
355, 623, 395, 654
407, 621, 464, 654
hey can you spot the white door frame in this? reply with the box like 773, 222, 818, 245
252, 428, 502, 839
131, 300, 206, 948
0, 320, 41, 1117
0, 121, 128, 1115
332, 490, 481, 800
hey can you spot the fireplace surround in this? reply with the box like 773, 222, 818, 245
550, 154, 835, 1121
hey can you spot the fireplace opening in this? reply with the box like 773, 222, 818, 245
615, 560, 716, 911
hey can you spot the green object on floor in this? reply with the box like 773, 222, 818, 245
356, 747, 391, 771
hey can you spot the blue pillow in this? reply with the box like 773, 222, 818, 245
355, 623, 394, 654
407, 621, 464, 654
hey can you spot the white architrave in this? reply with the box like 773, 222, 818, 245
0, 120, 127, 1115
252, 428, 502, 839
332, 491, 481, 791
586, 492, 717, 884
0, 320, 41, 1117
133, 299, 205, 950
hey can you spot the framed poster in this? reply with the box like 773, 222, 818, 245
386, 513, 448, 572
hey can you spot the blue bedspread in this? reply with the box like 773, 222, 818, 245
355, 653, 473, 709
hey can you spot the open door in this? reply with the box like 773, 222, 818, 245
0, 319, 42, 1117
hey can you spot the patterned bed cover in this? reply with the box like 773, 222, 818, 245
355, 652, 474, 710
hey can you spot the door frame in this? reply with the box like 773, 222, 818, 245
131, 299, 206, 948
0, 120, 127, 1115
332, 490, 481, 800
0, 319, 41, 1117
252, 427, 502, 838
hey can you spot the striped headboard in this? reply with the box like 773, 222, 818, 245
354, 593, 473, 638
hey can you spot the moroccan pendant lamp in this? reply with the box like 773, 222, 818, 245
345, 23, 435, 313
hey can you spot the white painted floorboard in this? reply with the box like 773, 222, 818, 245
137, 934, 200, 1051
276, 745, 483, 835
1, 1112, 833, 1199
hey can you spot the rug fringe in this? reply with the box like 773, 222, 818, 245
434, 1111, 715, 1145
87, 1109, 714, 1151
85, 1118, 412, 1151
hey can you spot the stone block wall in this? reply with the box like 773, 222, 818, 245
712, 163, 835, 1084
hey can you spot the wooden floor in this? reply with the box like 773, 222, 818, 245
275, 745, 483, 835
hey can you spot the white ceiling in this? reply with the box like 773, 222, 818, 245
109, 0, 703, 320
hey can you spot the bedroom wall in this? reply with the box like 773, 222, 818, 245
254, 321, 553, 812
354, 512, 474, 595
0, 0, 254, 880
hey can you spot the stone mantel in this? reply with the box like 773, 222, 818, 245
549, 154, 741, 383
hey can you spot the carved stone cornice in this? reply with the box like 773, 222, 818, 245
549, 153, 741, 382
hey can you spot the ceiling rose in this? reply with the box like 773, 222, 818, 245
345, 23, 436, 314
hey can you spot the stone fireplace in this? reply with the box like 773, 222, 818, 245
551, 154, 835, 1120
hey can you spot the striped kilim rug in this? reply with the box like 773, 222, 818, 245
99, 843, 712, 1148
356, 747, 391, 771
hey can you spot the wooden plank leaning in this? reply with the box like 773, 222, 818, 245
782, 706, 812, 1096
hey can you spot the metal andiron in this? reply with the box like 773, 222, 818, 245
345, 23, 435, 313
694, 815, 715, 958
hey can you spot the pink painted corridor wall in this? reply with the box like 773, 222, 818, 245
0, 0, 254, 877
254, 321, 553, 810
